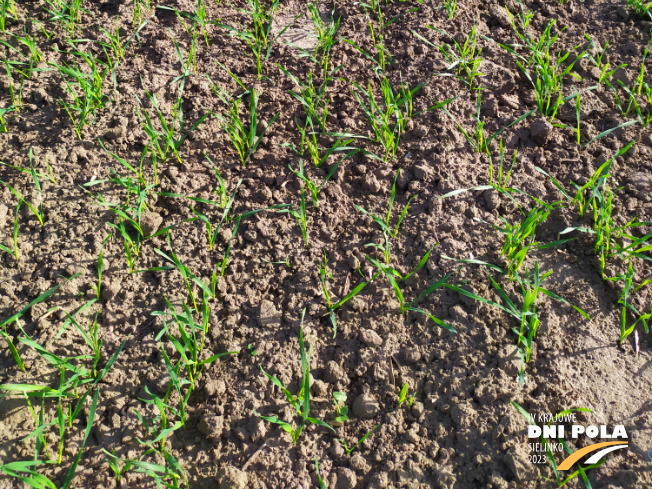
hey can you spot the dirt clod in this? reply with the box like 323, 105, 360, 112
352, 392, 380, 419
217, 466, 248, 489
530, 118, 553, 146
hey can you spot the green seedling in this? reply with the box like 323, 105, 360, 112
152, 232, 213, 311
90, 234, 112, 299
215, 0, 297, 78
62, 312, 104, 378
133, 0, 150, 26
84, 174, 161, 272
513, 402, 603, 487
333, 391, 349, 423
0, 199, 21, 262
289, 156, 354, 207
628, 0, 652, 19
209, 83, 279, 166
584, 33, 613, 83
615, 262, 650, 345
494, 13, 586, 121
169, 29, 198, 84
398, 382, 416, 408
147, 293, 238, 432
315, 458, 327, 489
136, 80, 209, 168
285, 187, 308, 247
0, 0, 17, 31
99, 16, 125, 64
50, 49, 110, 140
3, 57, 28, 108
0, 273, 80, 371
447, 263, 588, 384
318, 250, 378, 337
44, 0, 88, 35
441, 90, 488, 154
255, 309, 335, 445
158, 0, 213, 47
412, 24, 483, 89
103, 450, 185, 489
354, 169, 417, 251
340, 423, 382, 455
0, 461, 56, 488
0, 105, 16, 131
260, 257, 291, 268
0, 180, 44, 226
351, 76, 411, 160
306, 2, 341, 76
443, 0, 456, 19
367, 255, 457, 331
202, 152, 229, 208
0, 26, 43, 65
277, 64, 337, 134
478, 203, 567, 276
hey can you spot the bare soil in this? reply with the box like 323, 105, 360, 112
0, 0, 651, 488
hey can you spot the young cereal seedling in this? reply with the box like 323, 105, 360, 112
0, 199, 21, 262
367, 254, 457, 332
1, 26, 43, 65
50, 49, 110, 140
398, 382, 414, 407
355, 169, 417, 262
628, 0, 652, 19
352, 76, 453, 160
0, 105, 17, 131
283, 186, 309, 247
254, 309, 335, 445
136, 80, 209, 169
133, 0, 151, 26
443, 0, 456, 19
288, 158, 348, 207
412, 24, 484, 89
277, 64, 338, 135
99, 16, 125, 64
441, 90, 488, 154
340, 422, 382, 455
158, 0, 213, 47
90, 234, 112, 299
477, 202, 572, 277
0, 0, 17, 31
0, 180, 44, 226
447, 262, 588, 384
215, 0, 298, 78
319, 250, 378, 337
613, 263, 650, 345
492, 11, 587, 121
3, 57, 29, 108
146, 293, 238, 431
209, 83, 279, 166
305, 2, 341, 76
315, 458, 327, 489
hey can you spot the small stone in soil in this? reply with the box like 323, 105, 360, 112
352, 392, 380, 419
530, 118, 553, 146
335, 467, 357, 489
140, 211, 163, 237
360, 328, 383, 347
217, 466, 248, 489
258, 299, 281, 327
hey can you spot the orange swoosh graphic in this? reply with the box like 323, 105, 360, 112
558, 441, 628, 471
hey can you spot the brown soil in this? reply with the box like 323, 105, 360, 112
1, 0, 651, 488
